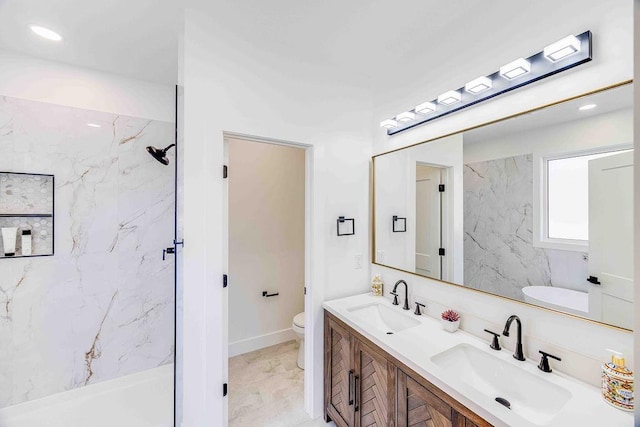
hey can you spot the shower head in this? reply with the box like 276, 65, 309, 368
146, 144, 175, 165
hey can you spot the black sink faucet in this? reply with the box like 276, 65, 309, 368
391, 280, 410, 310
502, 315, 525, 361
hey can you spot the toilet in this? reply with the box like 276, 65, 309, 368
292, 312, 305, 369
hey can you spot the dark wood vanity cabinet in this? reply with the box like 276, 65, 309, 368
325, 311, 491, 427
325, 314, 395, 426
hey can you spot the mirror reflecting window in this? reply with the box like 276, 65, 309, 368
373, 83, 633, 329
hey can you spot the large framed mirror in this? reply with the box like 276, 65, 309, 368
373, 82, 633, 329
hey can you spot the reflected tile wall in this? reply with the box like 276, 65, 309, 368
463, 154, 587, 301
0, 96, 175, 407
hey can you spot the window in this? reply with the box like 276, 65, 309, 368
544, 148, 632, 245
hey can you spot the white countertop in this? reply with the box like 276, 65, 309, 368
323, 293, 633, 427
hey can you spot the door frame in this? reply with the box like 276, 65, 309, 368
222, 131, 320, 422
414, 161, 453, 282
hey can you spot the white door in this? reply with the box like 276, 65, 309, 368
415, 164, 442, 279
588, 151, 633, 329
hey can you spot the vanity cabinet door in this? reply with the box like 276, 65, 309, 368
325, 316, 355, 427
397, 371, 454, 427
353, 339, 395, 427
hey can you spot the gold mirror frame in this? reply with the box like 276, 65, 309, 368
371, 80, 633, 332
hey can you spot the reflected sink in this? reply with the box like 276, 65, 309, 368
347, 303, 420, 334
431, 344, 571, 425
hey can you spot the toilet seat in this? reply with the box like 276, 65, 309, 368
293, 312, 305, 328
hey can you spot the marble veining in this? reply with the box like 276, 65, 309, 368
0, 96, 175, 407
463, 154, 587, 302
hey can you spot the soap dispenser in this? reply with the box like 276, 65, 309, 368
602, 349, 634, 411
371, 274, 383, 297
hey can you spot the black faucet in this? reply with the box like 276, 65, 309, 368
391, 280, 410, 310
502, 315, 525, 361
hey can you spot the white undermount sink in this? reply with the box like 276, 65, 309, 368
347, 302, 420, 334
431, 344, 572, 426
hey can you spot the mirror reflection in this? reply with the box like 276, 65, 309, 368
373, 83, 633, 329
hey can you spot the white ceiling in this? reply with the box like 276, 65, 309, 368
0, 0, 496, 88
0, 0, 627, 95
0, 0, 182, 85
464, 83, 633, 145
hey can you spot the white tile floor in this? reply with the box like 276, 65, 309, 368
228, 340, 336, 427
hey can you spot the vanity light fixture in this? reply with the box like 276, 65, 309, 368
381, 30, 592, 135
499, 58, 531, 80
415, 101, 436, 114
544, 35, 581, 62
380, 119, 398, 129
87, 123, 101, 128
396, 111, 416, 122
437, 90, 461, 106
465, 76, 492, 94
578, 104, 597, 111
30, 25, 63, 42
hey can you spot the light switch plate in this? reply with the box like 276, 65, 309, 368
354, 253, 363, 269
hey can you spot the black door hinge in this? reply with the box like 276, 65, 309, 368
223, 165, 228, 179
438, 184, 445, 192
223, 383, 228, 397
304, 287, 307, 295
438, 248, 445, 256
223, 274, 228, 288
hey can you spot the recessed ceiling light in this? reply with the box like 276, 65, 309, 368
30, 25, 63, 42
87, 123, 101, 128
544, 35, 581, 62
578, 104, 597, 111
396, 111, 416, 122
380, 119, 398, 129
499, 58, 531, 80
437, 90, 461, 106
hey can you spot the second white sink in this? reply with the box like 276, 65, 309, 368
347, 302, 420, 334
431, 344, 572, 425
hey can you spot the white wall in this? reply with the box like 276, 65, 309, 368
0, 50, 174, 122
228, 138, 305, 356
371, 0, 633, 392
180, 8, 372, 426
375, 134, 463, 283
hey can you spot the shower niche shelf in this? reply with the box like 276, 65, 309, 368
0, 172, 55, 259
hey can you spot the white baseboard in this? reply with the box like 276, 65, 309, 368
228, 328, 297, 357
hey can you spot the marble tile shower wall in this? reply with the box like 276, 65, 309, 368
0, 96, 175, 407
463, 154, 587, 301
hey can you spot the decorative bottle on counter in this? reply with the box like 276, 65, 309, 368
371, 274, 383, 296
602, 349, 634, 411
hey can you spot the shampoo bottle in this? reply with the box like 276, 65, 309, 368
602, 349, 634, 411
21, 229, 32, 256
1, 227, 18, 257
